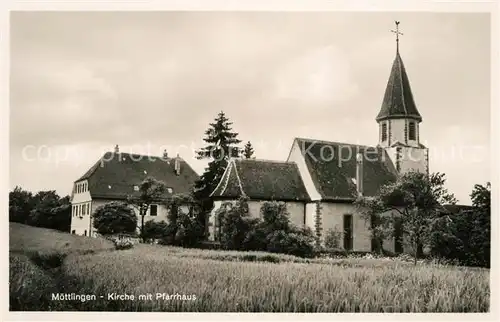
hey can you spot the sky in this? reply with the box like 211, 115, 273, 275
9, 11, 490, 205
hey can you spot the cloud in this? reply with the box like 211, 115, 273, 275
10, 60, 119, 146
271, 45, 358, 104
8, 12, 490, 204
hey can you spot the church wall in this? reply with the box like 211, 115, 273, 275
286, 140, 322, 201
305, 203, 317, 232
247, 200, 305, 227
389, 119, 406, 145
208, 200, 223, 241
386, 119, 420, 148
399, 146, 428, 174
208, 199, 307, 241
385, 146, 428, 174
320, 202, 372, 252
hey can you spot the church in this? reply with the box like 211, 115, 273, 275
209, 24, 429, 253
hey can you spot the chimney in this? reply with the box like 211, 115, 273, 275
356, 152, 364, 196
114, 144, 119, 153
174, 154, 181, 176
163, 149, 169, 159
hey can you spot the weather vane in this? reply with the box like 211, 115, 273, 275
391, 21, 403, 52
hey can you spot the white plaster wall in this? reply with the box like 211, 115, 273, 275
208, 199, 307, 241
70, 201, 92, 236
208, 200, 223, 241
385, 146, 428, 175
84, 198, 169, 237
320, 203, 371, 252
389, 119, 406, 145
70, 180, 92, 236
400, 147, 427, 173
286, 140, 321, 201
305, 203, 317, 232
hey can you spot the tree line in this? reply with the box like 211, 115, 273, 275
9, 111, 254, 239
8, 111, 490, 267
355, 171, 490, 267
9, 187, 72, 232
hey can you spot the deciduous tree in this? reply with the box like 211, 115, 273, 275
356, 171, 457, 264
92, 202, 137, 236
127, 177, 169, 242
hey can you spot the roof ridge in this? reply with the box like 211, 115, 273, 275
111, 151, 177, 159
236, 158, 295, 165
294, 137, 379, 150
232, 159, 247, 197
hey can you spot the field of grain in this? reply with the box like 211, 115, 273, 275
61, 246, 489, 312
9, 223, 490, 312
9, 222, 114, 263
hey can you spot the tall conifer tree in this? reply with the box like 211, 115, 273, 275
243, 141, 255, 159
194, 111, 241, 229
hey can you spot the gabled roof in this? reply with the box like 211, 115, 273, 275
210, 158, 310, 201
74, 152, 199, 200
293, 138, 398, 201
376, 51, 422, 122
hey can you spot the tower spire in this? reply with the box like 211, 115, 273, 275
377, 20, 422, 123
391, 21, 403, 53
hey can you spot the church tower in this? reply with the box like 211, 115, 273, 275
377, 21, 429, 174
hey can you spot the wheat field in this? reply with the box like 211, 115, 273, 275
9, 223, 490, 312
60, 247, 489, 312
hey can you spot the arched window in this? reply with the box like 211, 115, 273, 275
381, 123, 388, 142
408, 122, 416, 141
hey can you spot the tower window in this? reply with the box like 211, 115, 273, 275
381, 123, 388, 142
408, 122, 416, 141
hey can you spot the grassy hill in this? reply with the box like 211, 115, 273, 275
9, 223, 490, 312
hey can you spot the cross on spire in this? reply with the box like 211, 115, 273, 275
391, 20, 403, 53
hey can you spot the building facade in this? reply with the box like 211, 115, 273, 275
209, 38, 429, 253
70, 147, 199, 237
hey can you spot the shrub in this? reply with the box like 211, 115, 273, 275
324, 228, 343, 250
241, 221, 267, 251
266, 227, 316, 258
92, 202, 138, 236
106, 235, 135, 250
218, 197, 258, 250
113, 238, 134, 250
260, 201, 291, 232
160, 202, 204, 248
142, 221, 170, 243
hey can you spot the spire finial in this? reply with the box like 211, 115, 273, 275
391, 21, 403, 53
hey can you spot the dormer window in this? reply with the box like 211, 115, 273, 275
133, 185, 139, 191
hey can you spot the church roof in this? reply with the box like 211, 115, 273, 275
376, 51, 422, 122
210, 158, 310, 201
293, 138, 398, 201
74, 152, 199, 200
